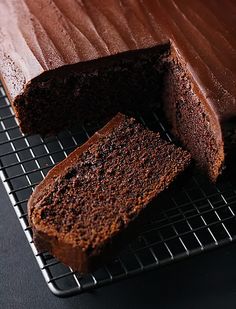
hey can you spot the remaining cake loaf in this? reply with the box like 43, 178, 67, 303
28, 113, 191, 272
0, 0, 235, 181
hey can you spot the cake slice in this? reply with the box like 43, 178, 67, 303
28, 113, 191, 273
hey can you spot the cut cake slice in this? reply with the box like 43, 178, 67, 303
28, 113, 191, 272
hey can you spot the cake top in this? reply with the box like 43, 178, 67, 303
28, 113, 190, 253
0, 0, 235, 120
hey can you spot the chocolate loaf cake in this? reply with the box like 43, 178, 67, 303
28, 113, 191, 272
0, 0, 235, 181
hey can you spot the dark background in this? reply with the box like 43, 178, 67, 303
1, 180, 236, 309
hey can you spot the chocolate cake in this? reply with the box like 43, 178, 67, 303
0, 0, 235, 181
28, 113, 191, 272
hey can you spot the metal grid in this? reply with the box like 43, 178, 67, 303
0, 83, 236, 297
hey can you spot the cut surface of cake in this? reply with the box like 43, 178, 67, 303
0, 0, 235, 181
28, 113, 191, 272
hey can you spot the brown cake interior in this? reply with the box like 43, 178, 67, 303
13, 43, 223, 181
162, 57, 224, 181
14, 45, 167, 135
29, 114, 191, 272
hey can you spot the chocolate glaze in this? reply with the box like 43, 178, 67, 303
0, 0, 235, 124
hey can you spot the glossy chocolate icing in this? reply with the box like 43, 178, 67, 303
0, 0, 235, 124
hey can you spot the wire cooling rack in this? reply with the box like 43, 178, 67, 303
0, 83, 236, 297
